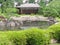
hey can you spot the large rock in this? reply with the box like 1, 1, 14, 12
0, 21, 6, 30
6, 21, 16, 30
10, 16, 49, 21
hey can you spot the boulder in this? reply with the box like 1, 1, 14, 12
0, 21, 6, 30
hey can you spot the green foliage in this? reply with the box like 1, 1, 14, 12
0, 32, 11, 45
0, 0, 21, 13
6, 8, 17, 13
48, 22, 60, 42
38, 0, 50, 15
7, 31, 27, 45
43, 0, 60, 17
50, 43, 60, 45
0, 8, 20, 19
0, 28, 51, 45
29, 0, 35, 3
0, 0, 5, 3
15, 0, 22, 4
23, 28, 51, 45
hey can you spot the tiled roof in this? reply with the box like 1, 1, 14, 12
16, 3, 40, 8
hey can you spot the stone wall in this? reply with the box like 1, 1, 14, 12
0, 16, 56, 30
0, 20, 54, 30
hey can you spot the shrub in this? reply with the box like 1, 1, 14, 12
0, 32, 11, 45
0, 28, 51, 45
43, 0, 60, 18
48, 22, 60, 42
6, 8, 17, 13
23, 28, 51, 45
7, 31, 27, 45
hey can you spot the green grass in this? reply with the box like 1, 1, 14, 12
50, 43, 60, 45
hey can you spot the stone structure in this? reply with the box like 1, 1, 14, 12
10, 16, 56, 29
0, 16, 56, 30
0, 21, 6, 30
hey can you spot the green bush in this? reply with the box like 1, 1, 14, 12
48, 22, 60, 42
23, 28, 51, 45
0, 32, 11, 45
7, 31, 27, 45
6, 8, 17, 13
43, 0, 60, 18
0, 28, 51, 45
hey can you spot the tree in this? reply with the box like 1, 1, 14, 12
1, 0, 13, 13
15, 0, 22, 4
29, 0, 35, 3
38, 0, 47, 15
43, 0, 60, 17
0, 0, 22, 13
0, 0, 4, 3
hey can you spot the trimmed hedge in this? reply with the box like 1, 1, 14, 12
0, 32, 11, 45
48, 22, 60, 42
7, 31, 27, 45
0, 28, 51, 45
23, 28, 51, 45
